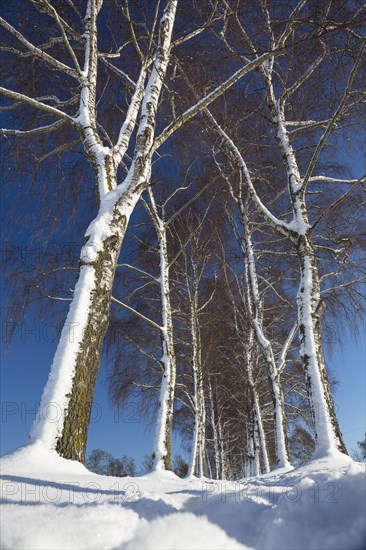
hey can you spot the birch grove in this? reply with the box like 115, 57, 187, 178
2, 0, 365, 476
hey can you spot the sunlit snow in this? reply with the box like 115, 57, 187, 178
1, 443, 365, 549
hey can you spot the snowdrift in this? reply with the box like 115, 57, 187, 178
1, 443, 365, 549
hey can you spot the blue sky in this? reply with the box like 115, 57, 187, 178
328, 330, 365, 451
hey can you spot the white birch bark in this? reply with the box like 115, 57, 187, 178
208, 375, 220, 479
261, 64, 347, 456
253, 386, 270, 474
187, 285, 206, 477
146, 192, 177, 472
218, 415, 227, 480
152, 230, 177, 471
243, 226, 291, 469
245, 331, 270, 475
113, 189, 178, 471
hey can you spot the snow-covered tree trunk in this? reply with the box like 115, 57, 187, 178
243, 233, 291, 469
187, 286, 206, 477
263, 66, 347, 456
218, 416, 227, 480
246, 419, 259, 477
152, 221, 177, 471
237, 197, 291, 468
253, 421, 260, 477
245, 332, 270, 475
188, 362, 199, 477
208, 374, 220, 479
253, 385, 270, 474
296, 235, 347, 455
30, 173, 141, 461
219, 237, 270, 474
113, 188, 178, 471
197, 366, 207, 477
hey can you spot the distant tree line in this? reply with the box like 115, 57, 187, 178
352, 436, 366, 463
86, 449, 188, 477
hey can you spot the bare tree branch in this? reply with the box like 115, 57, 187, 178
111, 296, 162, 332
0, 86, 78, 123
0, 16, 79, 78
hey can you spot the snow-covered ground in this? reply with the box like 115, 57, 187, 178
1, 443, 365, 549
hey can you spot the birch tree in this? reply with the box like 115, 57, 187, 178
215, 234, 271, 475
173, 210, 217, 477
143, 189, 177, 471
220, 168, 294, 469
110, 186, 180, 471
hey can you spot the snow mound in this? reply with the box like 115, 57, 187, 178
0, 442, 90, 477
124, 513, 249, 549
1, 446, 365, 550
189, 453, 366, 550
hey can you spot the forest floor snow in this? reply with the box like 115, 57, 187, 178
1, 442, 365, 549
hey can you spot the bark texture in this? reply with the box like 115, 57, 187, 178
55, 212, 128, 461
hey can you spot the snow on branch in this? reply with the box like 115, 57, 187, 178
286, 120, 330, 127
111, 66, 147, 165
277, 321, 298, 374
208, 111, 291, 237
0, 119, 66, 136
312, 176, 365, 230
308, 175, 366, 185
